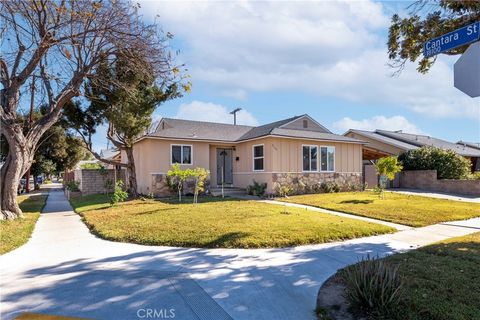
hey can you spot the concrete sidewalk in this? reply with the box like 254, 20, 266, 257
261, 199, 412, 231
1, 187, 479, 320
389, 188, 480, 203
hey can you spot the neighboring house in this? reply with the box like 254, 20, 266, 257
344, 129, 480, 186
100, 148, 120, 161
126, 115, 365, 196
99, 148, 121, 169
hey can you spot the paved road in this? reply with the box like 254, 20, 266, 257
1, 187, 479, 320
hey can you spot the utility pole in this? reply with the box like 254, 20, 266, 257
25, 75, 35, 193
230, 108, 242, 125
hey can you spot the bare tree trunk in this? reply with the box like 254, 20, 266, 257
1, 101, 64, 220
0, 130, 34, 220
125, 147, 138, 197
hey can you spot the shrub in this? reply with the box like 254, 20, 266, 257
247, 180, 267, 196
65, 180, 80, 192
320, 182, 340, 193
375, 156, 403, 199
341, 255, 403, 318
191, 167, 210, 204
80, 162, 104, 169
167, 164, 193, 202
275, 182, 294, 197
467, 172, 480, 180
104, 179, 114, 193
399, 146, 471, 179
110, 180, 128, 205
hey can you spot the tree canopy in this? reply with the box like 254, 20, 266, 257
388, 0, 480, 73
1, 0, 183, 219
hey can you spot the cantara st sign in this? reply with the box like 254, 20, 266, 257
424, 21, 480, 58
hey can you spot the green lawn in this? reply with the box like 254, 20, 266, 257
281, 192, 480, 227
70, 194, 394, 248
0, 194, 48, 254
343, 232, 480, 320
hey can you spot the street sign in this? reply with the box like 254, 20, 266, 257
454, 41, 480, 97
424, 21, 480, 58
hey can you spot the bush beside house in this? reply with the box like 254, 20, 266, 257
398, 146, 471, 179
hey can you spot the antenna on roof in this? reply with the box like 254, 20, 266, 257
230, 108, 242, 125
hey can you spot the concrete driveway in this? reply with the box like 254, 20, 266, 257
1, 187, 479, 320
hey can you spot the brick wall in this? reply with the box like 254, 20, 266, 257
272, 172, 362, 195
399, 170, 480, 196
74, 169, 125, 195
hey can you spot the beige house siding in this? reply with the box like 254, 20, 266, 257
131, 139, 210, 194
269, 138, 362, 173
128, 135, 363, 195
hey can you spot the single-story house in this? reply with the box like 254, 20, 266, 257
344, 129, 480, 187
126, 114, 365, 196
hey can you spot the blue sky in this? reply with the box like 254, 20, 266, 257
92, 0, 479, 151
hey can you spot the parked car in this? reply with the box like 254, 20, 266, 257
37, 176, 43, 184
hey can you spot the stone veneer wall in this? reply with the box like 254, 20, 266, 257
150, 173, 210, 197
272, 172, 362, 195
399, 170, 480, 196
76, 169, 125, 195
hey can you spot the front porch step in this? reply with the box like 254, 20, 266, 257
209, 187, 246, 197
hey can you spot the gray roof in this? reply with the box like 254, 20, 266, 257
144, 116, 363, 144
148, 118, 254, 142
457, 141, 480, 150
347, 129, 420, 150
99, 148, 120, 159
376, 130, 480, 157
271, 128, 364, 143
237, 115, 303, 140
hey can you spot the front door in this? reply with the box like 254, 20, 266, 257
217, 148, 233, 185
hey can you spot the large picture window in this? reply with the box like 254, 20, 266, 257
171, 145, 192, 165
320, 146, 335, 172
253, 144, 264, 171
302, 145, 318, 171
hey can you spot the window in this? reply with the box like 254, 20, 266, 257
171, 145, 192, 164
302, 145, 318, 171
253, 144, 264, 171
320, 146, 335, 172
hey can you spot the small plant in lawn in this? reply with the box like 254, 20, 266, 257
110, 180, 128, 205
374, 156, 403, 199
167, 164, 193, 202
341, 255, 403, 318
191, 167, 209, 204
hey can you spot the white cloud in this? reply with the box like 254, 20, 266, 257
333, 115, 426, 134
221, 88, 248, 101
174, 100, 259, 126
141, 1, 479, 120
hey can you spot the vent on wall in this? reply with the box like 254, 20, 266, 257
303, 119, 308, 128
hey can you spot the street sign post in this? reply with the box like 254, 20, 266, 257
424, 21, 480, 58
